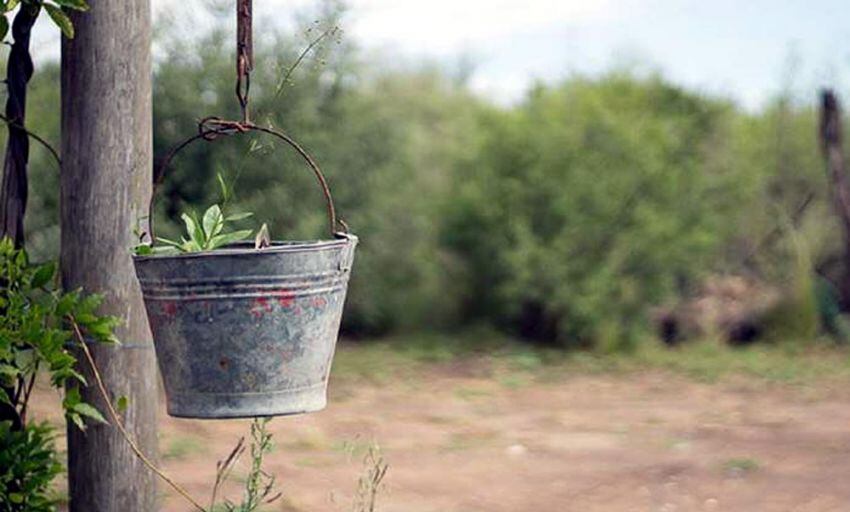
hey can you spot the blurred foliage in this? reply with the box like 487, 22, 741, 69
443, 74, 743, 347
0, 421, 62, 512
6, 1, 849, 348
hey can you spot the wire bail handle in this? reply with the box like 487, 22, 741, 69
148, 118, 344, 243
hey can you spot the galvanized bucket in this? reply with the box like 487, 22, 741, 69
134, 121, 356, 418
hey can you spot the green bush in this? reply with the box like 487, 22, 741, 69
443, 73, 741, 347
0, 237, 119, 508
0, 421, 62, 512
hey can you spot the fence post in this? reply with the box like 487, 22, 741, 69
60, 1, 158, 509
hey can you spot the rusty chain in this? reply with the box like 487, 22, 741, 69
236, 0, 253, 123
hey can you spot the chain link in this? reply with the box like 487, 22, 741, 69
236, 0, 253, 123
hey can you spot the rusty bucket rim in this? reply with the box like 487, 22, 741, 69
132, 233, 357, 262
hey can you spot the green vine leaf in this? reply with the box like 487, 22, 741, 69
181, 212, 204, 250
30, 261, 55, 289
226, 212, 253, 222
115, 395, 129, 414
202, 204, 224, 242
72, 402, 108, 425
44, 4, 74, 39
0, 15, 8, 42
52, 0, 88, 11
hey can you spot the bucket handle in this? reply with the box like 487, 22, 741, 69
147, 117, 343, 243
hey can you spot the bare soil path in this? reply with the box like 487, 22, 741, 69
32, 344, 850, 511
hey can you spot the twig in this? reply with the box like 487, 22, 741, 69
18, 365, 37, 424
354, 445, 388, 512
741, 190, 815, 270
0, 112, 61, 167
210, 435, 246, 510
272, 25, 338, 101
68, 315, 207, 512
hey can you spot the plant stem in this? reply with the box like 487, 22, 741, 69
18, 362, 37, 424
271, 26, 337, 102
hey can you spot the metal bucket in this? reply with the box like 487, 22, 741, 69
133, 236, 356, 418
135, 121, 356, 418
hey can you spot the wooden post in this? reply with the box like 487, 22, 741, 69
60, 1, 157, 510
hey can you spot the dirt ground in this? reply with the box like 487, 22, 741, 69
31, 345, 850, 512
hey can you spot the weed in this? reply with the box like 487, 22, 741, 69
352, 444, 388, 512
211, 418, 282, 512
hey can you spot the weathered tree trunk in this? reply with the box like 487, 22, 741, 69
819, 90, 850, 307
0, 4, 38, 249
60, 1, 157, 510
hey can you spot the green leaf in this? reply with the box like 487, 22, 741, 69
0, 15, 8, 42
52, 0, 89, 11
217, 173, 230, 203
133, 243, 153, 256
0, 363, 18, 380
84, 317, 120, 344
181, 212, 198, 241
115, 395, 128, 414
202, 204, 223, 241
183, 212, 205, 249
9, 492, 23, 504
5, 0, 19, 13
68, 411, 86, 432
73, 402, 108, 425
155, 237, 184, 249
45, 4, 74, 39
31, 261, 56, 289
181, 236, 201, 252
14, 348, 35, 370
225, 212, 253, 222
208, 229, 253, 250
56, 290, 80, 316
64, 385, 82, 406
14, 246, 27, 266
151, 246, 179, 255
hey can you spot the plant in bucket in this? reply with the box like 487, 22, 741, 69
133, 123, 357, 419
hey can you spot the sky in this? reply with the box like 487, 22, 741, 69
32, 0, 850, 110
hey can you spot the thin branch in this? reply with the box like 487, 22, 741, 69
210, 435, 245, 510
741, 190, 815, 270
0, 112, 60, 167
18, 364, 37, 424
272, 25, 338, 101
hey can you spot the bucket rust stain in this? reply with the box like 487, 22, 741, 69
161, 301, 178, 318
250, 297, 273, 318
275, 289, 295, 308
